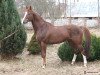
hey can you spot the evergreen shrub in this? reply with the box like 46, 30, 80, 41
58, 35, 100, 61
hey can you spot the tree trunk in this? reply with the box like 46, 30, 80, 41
51, 19, 55, 24
98, 0, 100, 28
69, 0, 72, 24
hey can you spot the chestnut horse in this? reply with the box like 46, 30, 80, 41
22, 6, 91, 68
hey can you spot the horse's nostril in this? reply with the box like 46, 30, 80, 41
22, 20, 28, 24
22, 21, 25, 24
23, 21, 27, 24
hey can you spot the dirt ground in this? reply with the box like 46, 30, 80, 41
0, 29, 100, 75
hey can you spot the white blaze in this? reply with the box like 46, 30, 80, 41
22, 12, 28, 24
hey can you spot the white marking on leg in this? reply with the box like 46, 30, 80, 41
22, 12, 28, 24
82, 54, 87, 67
71, 54, 77, 65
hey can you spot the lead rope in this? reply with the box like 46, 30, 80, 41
0, 30, 19, 49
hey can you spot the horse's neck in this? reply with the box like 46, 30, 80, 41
31, 14, 46, 32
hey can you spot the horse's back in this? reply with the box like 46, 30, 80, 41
42, 23, 83, 44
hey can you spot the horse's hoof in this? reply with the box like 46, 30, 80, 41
84, 64, 87, 67
71, 61, 75, 65
84, 65, 87, 67
42, 65, 46, 69
42, 66, 45, 69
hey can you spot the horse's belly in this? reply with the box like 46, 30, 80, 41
44, 28, 69, 44
47, 34, 68, 44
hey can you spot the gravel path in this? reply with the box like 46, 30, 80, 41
0, 44, 99, 75
0, 29, 99, 75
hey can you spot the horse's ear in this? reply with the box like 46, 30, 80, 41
26, 6, 28, 9
29, 6, 32, 10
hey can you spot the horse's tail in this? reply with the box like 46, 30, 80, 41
82, 27, 91, 58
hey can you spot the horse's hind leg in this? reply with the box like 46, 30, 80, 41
40, 42, 47, 69
82, 54, 87, 67
77, 45, 87, 67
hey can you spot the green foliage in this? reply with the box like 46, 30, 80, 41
91, 35, 100, 60
28, 34, 41, 54
58, 35, 100, 61
0, 0, 26, 57
58, 42, 73, 61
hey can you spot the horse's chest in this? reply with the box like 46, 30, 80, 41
36, 30, 47, 41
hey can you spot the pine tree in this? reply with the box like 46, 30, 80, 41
0, 0, 26, 58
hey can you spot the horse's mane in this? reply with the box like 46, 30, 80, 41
32, 11, 44, 22
32, 11, 55, 27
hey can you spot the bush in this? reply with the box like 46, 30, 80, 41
58, 34, 100, 61
27, 34, 41, 54
91, 35, 100, 60
0, 0, 26, 58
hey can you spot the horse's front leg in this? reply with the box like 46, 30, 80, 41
40, 42, 47, 69
71, 54, 77, 65
71, 49, 79, 65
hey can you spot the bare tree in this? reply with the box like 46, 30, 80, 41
64, 0, 67, 18
69, 0, 72, 24
16, 0, 63, 23
48, 0, 62, 24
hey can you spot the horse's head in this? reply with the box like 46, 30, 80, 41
22, 6, 34, 24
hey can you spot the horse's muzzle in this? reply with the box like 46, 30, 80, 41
22, 19, 28, 24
